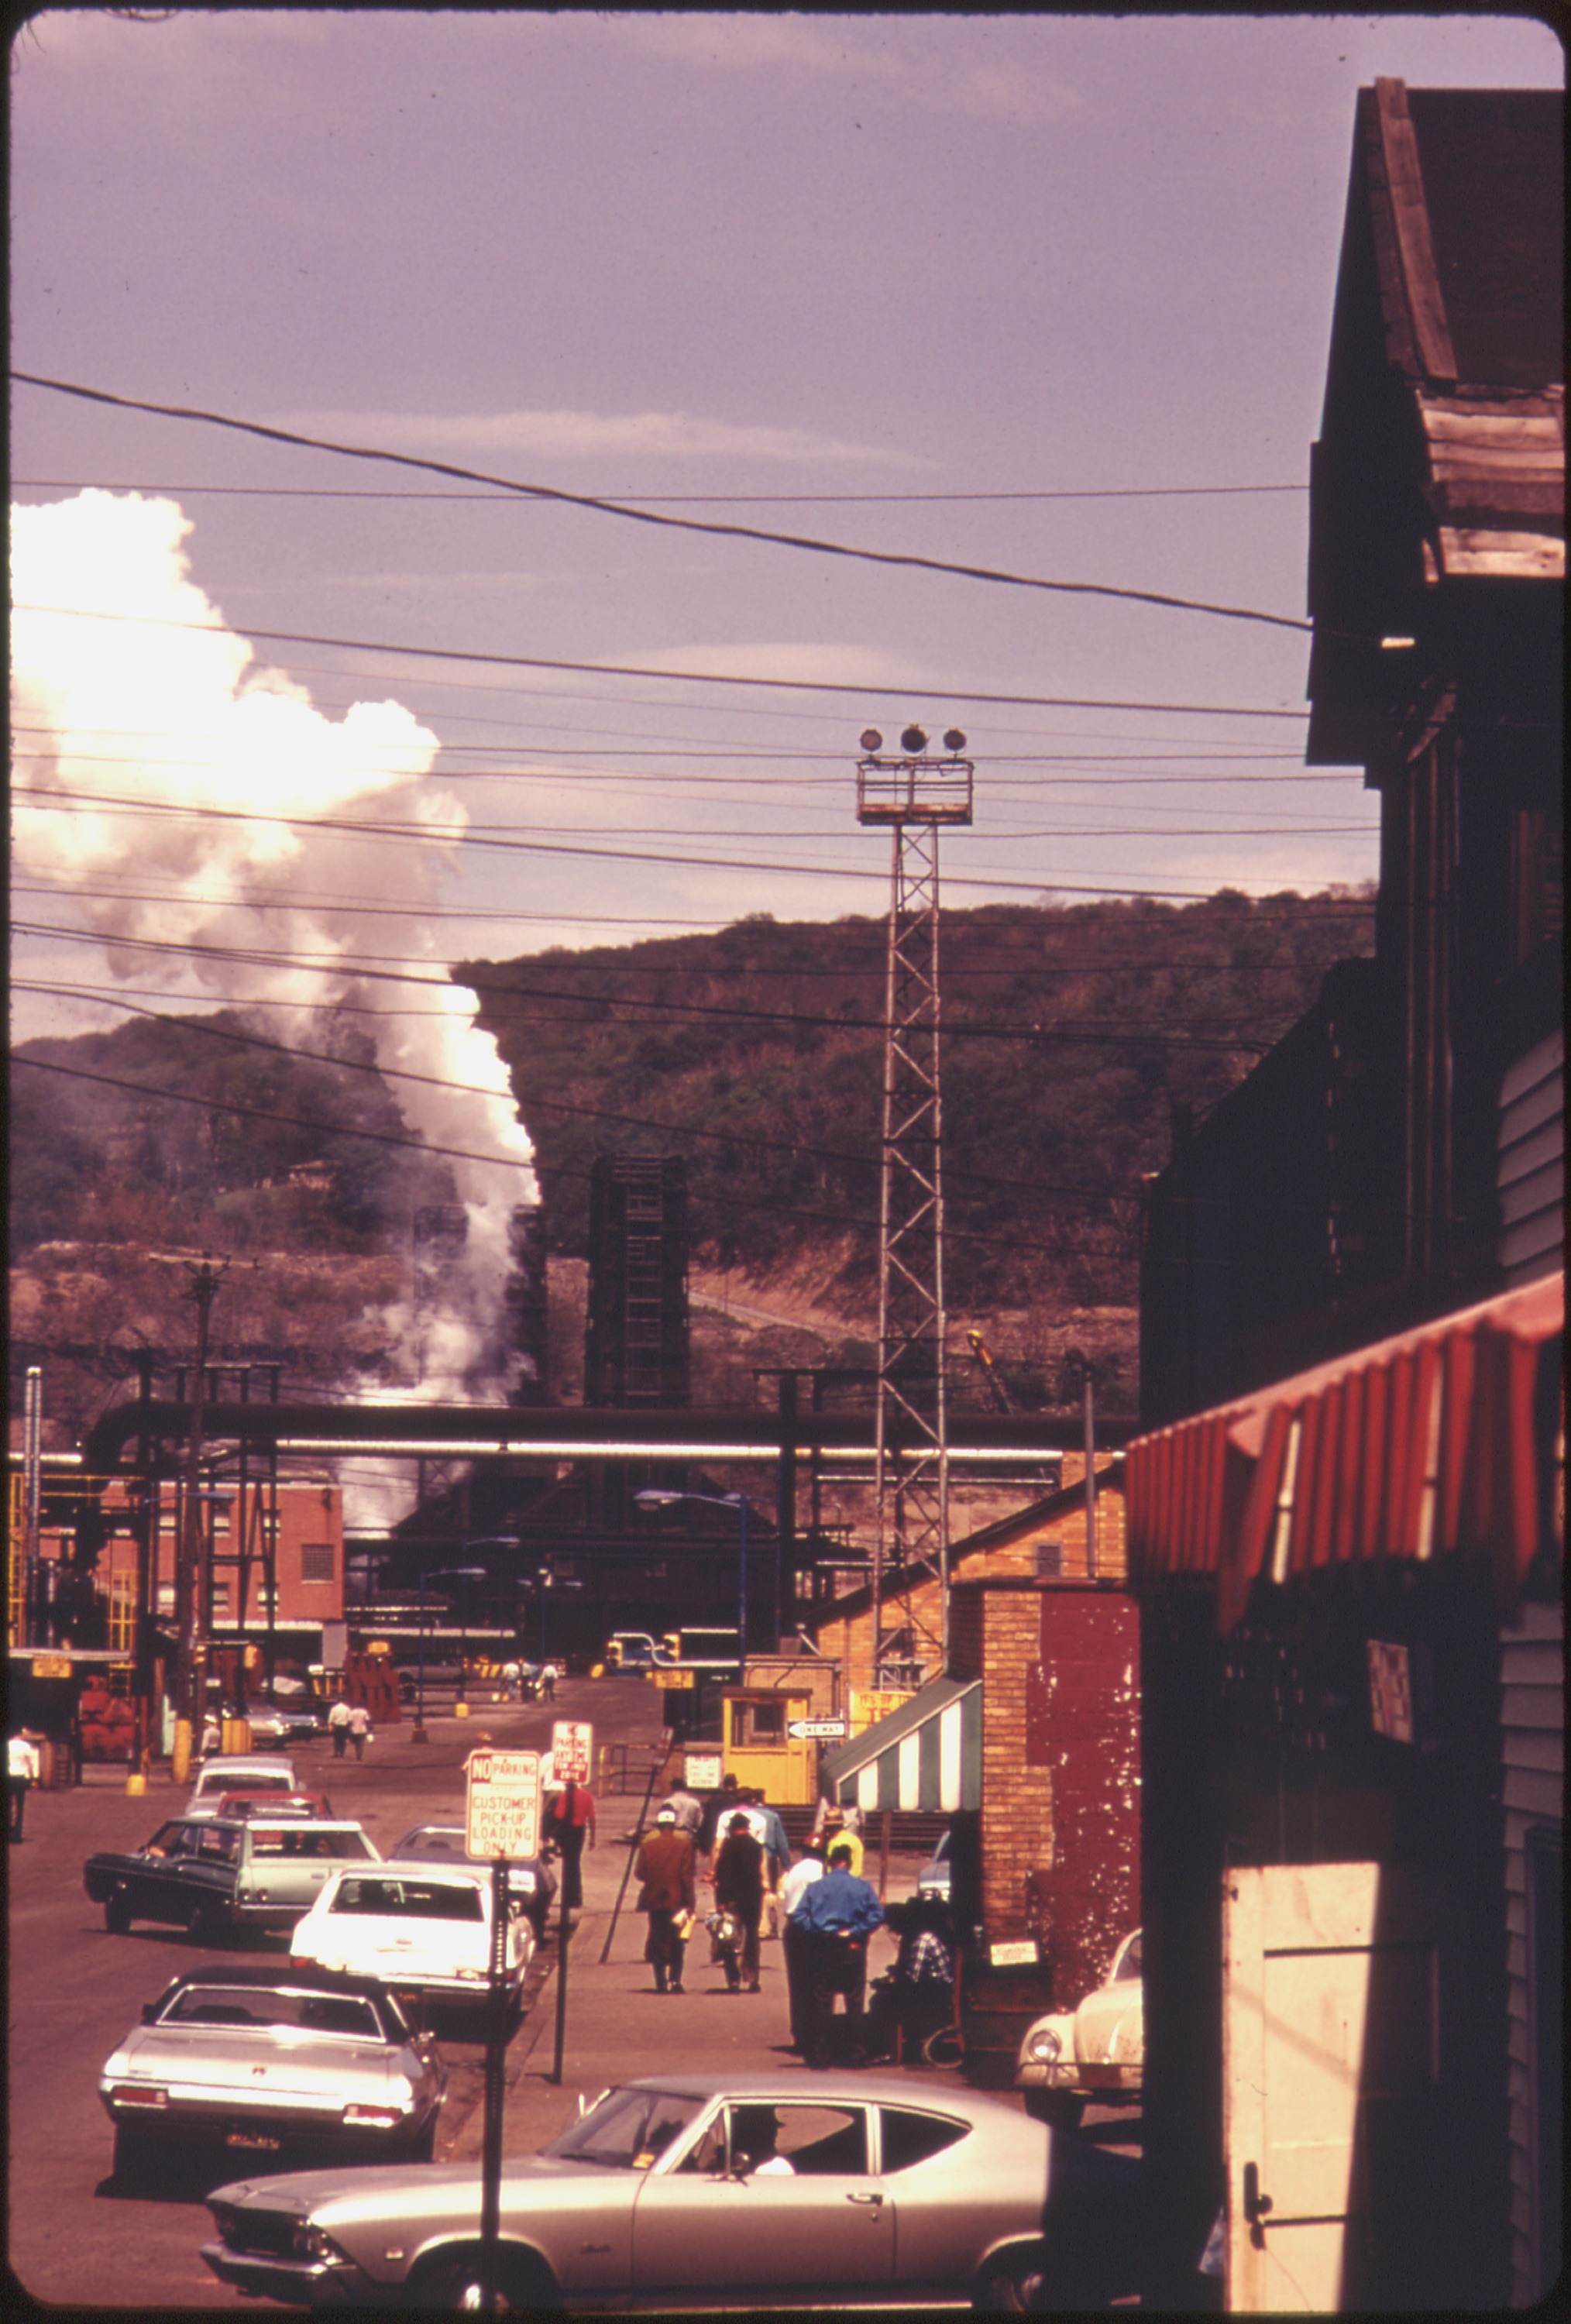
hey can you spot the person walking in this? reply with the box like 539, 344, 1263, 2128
347, 1702, 372, 1761
327, 1697, 352, 1759
541, 1661, 558, 1701
500, 1659, 521, 1703
9, 1731, 40, 1843
634, 1804, 697, 1992
660, 1783, 704, 1839
794, 1841, 885, 2067
699, 1771, 744, 1857
779, 1836, 826, 2051
544, 1777, 596, 1911
745, 1791, 792, 1937
712, 1811, 766, 1992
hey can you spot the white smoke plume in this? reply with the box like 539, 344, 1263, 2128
12, 490, 538, 1492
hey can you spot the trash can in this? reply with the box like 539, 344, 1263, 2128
221, 1716, 252, 1755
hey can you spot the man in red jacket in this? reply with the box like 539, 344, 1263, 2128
634, 1805, 697, 1992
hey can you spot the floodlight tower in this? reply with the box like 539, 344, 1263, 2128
855, 723, 974, 1690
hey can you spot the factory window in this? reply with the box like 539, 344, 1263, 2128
301, 1542, 335, 1584
211, 1580, 231, 1616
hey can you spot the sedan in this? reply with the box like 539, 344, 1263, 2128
201, 2071, 1140, 2310
289, 1864, 531, 2015
388, 1825, 557, 1938
101, 1962, 446, 2181
85, 1817, 382, 1942
187, 1756, 301, 1817
1015, 1930, 1142, 2130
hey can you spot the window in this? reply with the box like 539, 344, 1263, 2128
301, 1542, 335, 1583
329, 1877, 483, 1920
733, 1699, 786, 1748
211, 1580, 231, 1615
877, 2107, 968, 2172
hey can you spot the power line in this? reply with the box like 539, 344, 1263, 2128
12, 372, 1313, 634
14, 598, 1313, 722
15, 474, 1311, 505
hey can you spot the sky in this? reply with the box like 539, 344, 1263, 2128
10, 9, 1565, 1056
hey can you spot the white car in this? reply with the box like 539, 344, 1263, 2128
187, 1757, 301, 1818
1015, 1929, 1142, 2129
289, 1862, 532, 2016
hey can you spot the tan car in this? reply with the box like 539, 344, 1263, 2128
1014, 1929, 1142, 2130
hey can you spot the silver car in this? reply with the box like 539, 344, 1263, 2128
103, 1964, 446, 2182
201, 2071, 1140, 2309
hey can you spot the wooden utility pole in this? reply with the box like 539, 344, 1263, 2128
171, 1258, 225, 1783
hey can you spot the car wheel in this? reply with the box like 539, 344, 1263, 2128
104, 1891, 132, 1935
411, 2247, 560, 2312
1023, 2089, 1085, 2132
187, 1899, 229, 1947
921, 2023, 964, 2067
112, 2123, 160, 2187
975, 2243, 1047, 2312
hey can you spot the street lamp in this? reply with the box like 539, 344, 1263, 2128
634, 1490, 755, 1662
411, 1566, 486, 1743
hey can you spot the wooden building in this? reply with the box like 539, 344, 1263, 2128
1142, 78, 1562, 1428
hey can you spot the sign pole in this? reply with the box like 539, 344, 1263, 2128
477, 1851, 508, 2313
600, 1757, 662, 1966
550, 1789, 572, 2086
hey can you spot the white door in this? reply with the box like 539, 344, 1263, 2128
1223, 1862, 1450, 2311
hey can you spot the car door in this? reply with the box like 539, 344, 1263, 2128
632, 2102, 892, 2296
136, 1821, 205, 1921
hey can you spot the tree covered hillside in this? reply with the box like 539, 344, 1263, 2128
463, 885, 1375, 1318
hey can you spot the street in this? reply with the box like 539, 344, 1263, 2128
5, 1673, 985, 2310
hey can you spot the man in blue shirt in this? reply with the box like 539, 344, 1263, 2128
794, 1842, 884, 2068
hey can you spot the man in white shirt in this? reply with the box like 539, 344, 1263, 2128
9, 1731, 41, 1843
779, 1838, 826, 2053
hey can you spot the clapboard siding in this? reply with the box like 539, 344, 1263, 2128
1500, 1598, 1562, 2305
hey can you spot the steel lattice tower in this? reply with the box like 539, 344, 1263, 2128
856, 725, 974, 1691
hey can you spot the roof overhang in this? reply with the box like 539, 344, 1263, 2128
1126, 1274, 1562, 1629
820, 1674, 981, 1813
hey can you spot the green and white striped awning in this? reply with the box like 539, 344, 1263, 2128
820, 1676, 981, 1814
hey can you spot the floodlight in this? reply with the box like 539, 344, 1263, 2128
860, 728, 883, 752
943, 728, 968, 754
900, 724, 928, 754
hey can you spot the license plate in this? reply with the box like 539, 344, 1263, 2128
225, 2130, 282, 2150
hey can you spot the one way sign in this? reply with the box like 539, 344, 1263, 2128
788, 1717, 847, 1740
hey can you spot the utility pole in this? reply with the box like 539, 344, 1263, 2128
855, 724, 974, 1693
171, 1258, 225, 1784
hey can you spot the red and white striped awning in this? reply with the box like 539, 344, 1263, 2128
1126, 1275, 1562, 1629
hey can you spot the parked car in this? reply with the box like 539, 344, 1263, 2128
388, 1825, 557, 1938
245, 1703, 322, 1747
604, 1630, 658, 1673
1015, 1929, 1143, 2130
85, 1817, 382, 1942
916, 1830, 952, 1905
188, 1756, 301, 1817
201, 2071, 1140, 2309
211, 1790, 335, 1823
101, 1961, 447, 2182
288, 1863, 532, 2015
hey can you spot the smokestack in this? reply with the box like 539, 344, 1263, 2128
507, 1203, 548, 1406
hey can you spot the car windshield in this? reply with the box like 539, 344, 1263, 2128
545, 2086, 706, 2170
158, 1984, 388, 2039
1113, 1930, 1142, 1979
327, 1875, 483, 1920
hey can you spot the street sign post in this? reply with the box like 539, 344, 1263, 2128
465, 1748, 541, 1862
550, 1719, 593, 1786
464, 1747, 538, 2315
788, 1717, 848, 1740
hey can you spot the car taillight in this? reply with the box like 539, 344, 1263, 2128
112, 2083, 169, 2107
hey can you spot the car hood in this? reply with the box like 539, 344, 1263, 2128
1074, 1980, 1143, 2064
214, 2153, 622, 2223
115, 2027, 405, 2094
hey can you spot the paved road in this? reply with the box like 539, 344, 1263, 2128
5, 1673, 658, 2307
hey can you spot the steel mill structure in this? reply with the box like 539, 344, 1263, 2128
855, 722, 975, 1691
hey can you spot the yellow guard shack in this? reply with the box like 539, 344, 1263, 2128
719, 1686, 818, 1804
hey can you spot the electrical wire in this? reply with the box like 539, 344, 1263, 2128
12, 373, 1314, 634
14, 475, 1311, 505
14, 596, 1314, 721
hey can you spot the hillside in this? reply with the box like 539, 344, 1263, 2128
11, 887, 1373, 1439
